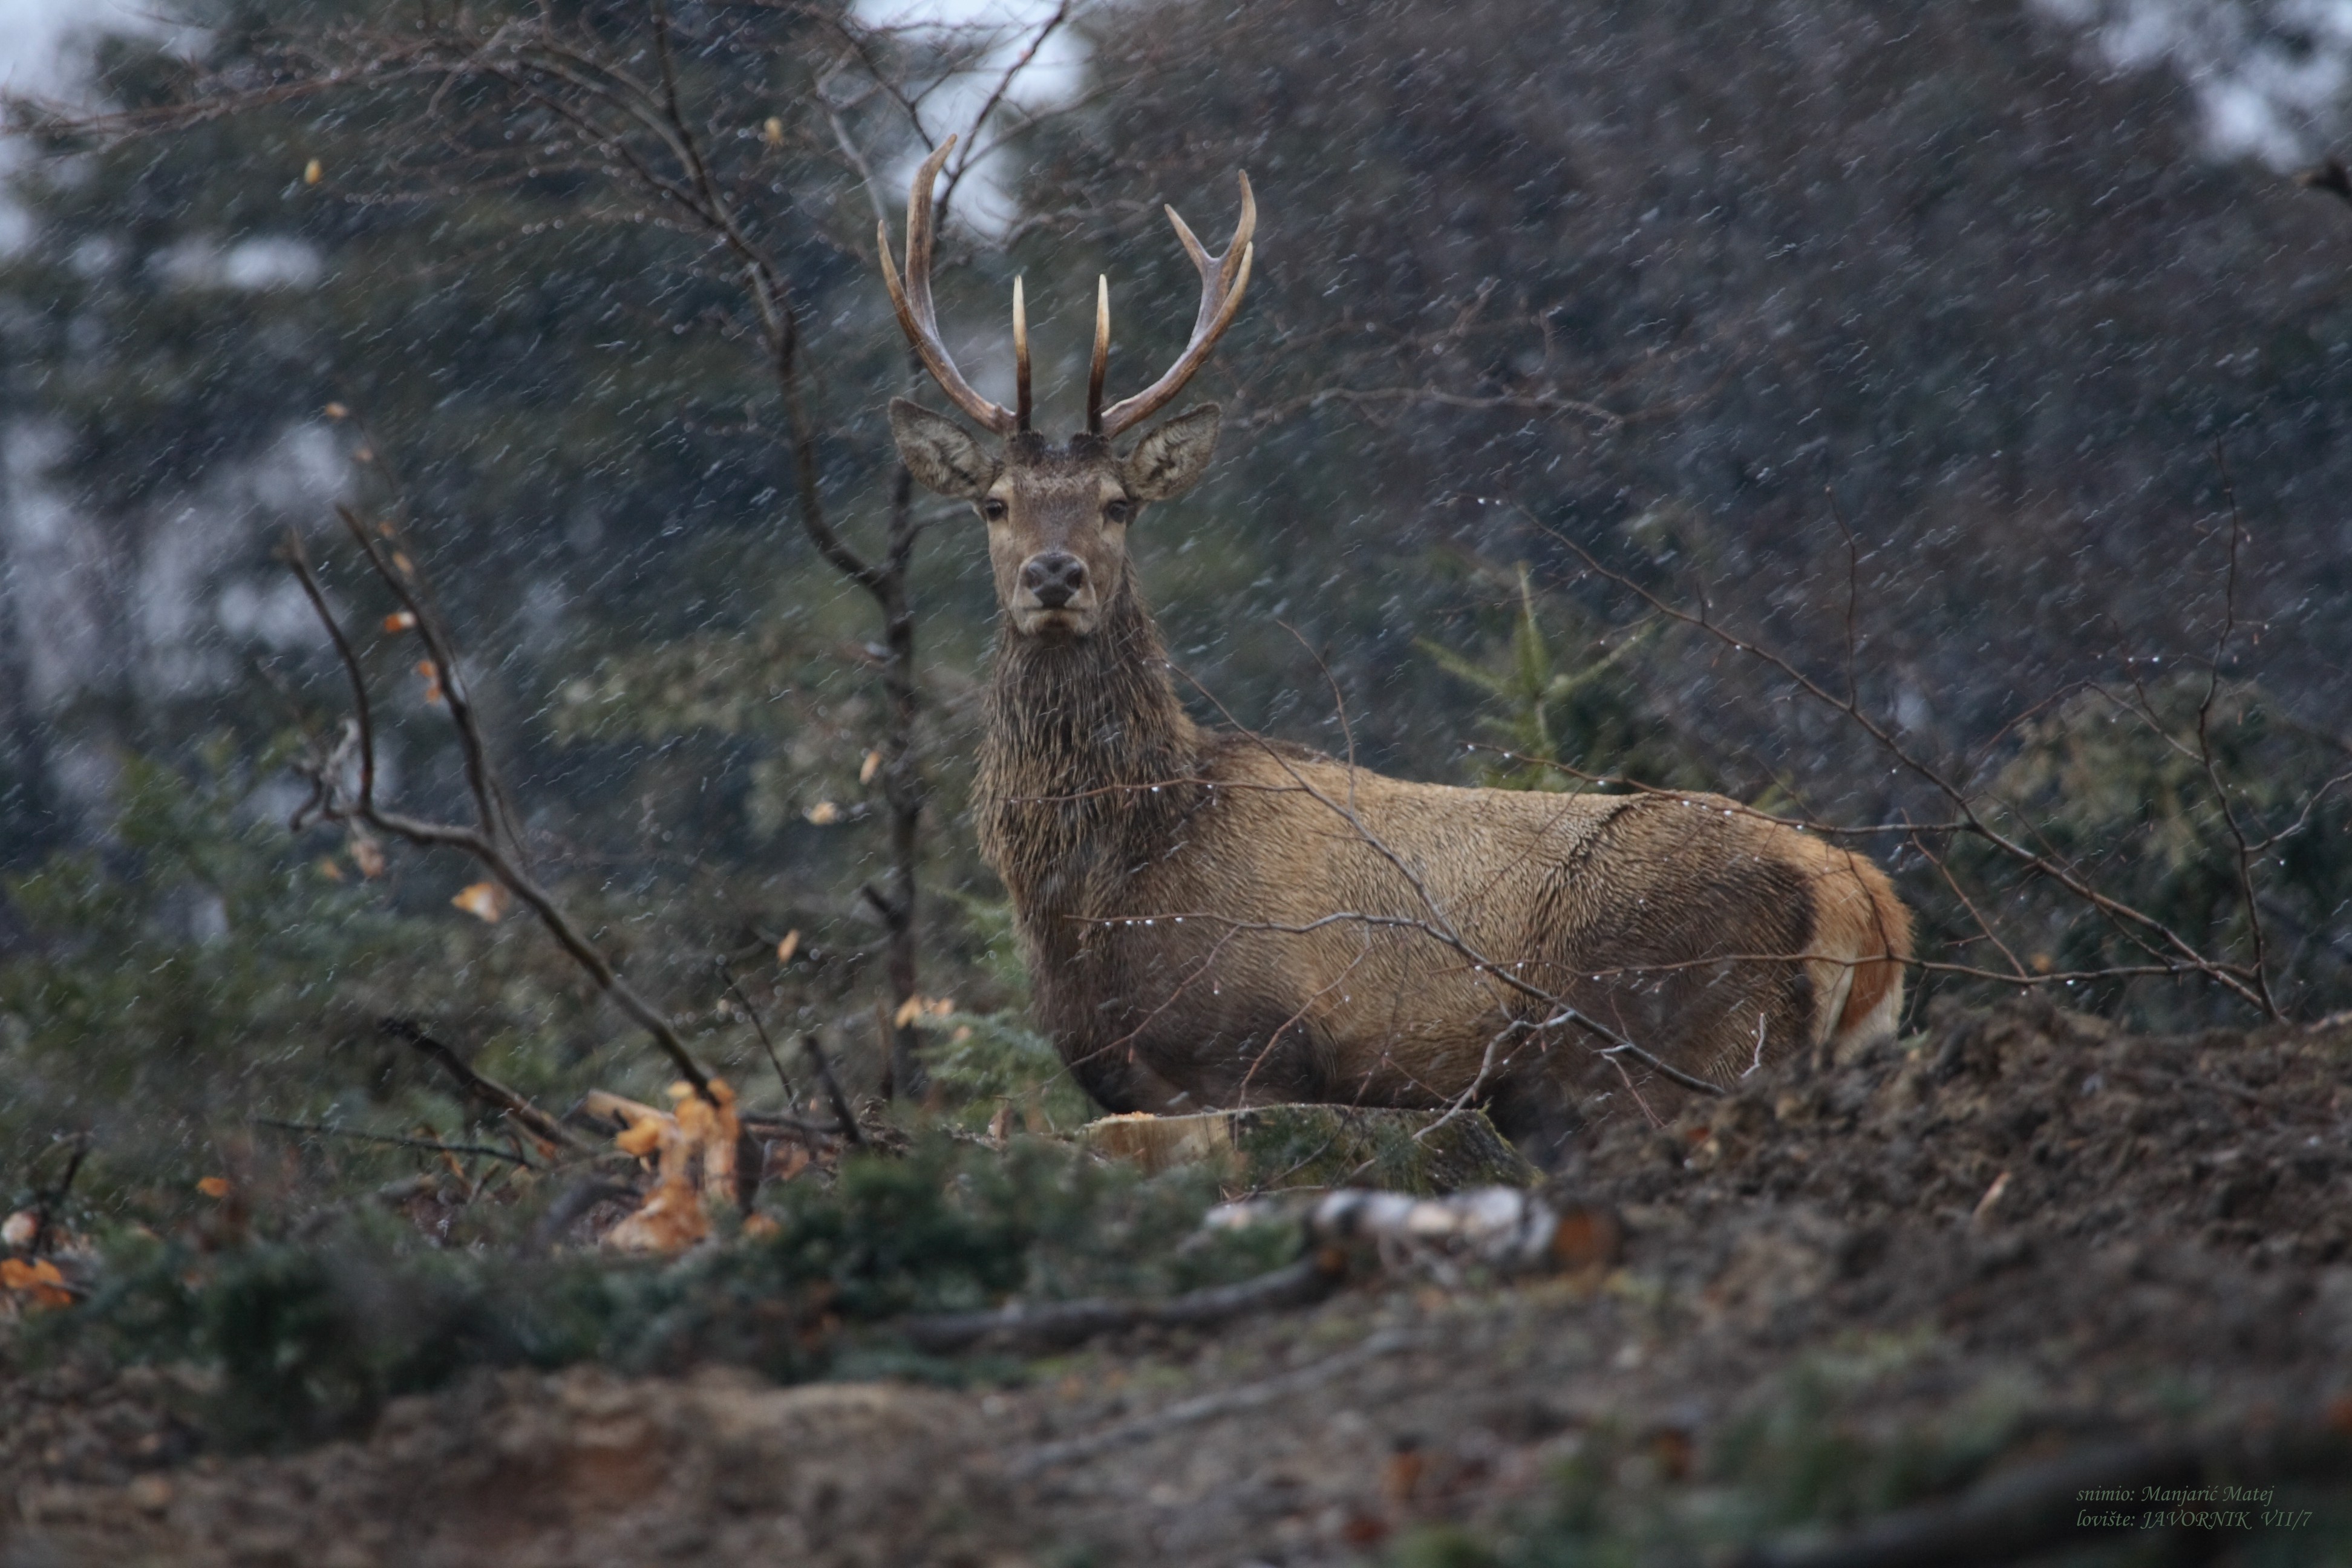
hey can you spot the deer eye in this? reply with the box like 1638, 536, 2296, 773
1103, 498, 1134, 524
981, 497, 1008, 521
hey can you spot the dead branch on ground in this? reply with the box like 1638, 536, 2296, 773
1011, 1327, 1423, 1478
900, 1247, 1347, 1356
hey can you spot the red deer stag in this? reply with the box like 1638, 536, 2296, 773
879, 140, 1912, 1150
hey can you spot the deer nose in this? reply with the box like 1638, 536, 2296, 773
1021, 551, 1088, 609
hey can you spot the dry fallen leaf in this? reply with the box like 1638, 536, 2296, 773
1379, 1442, 1425, 1505
415, 659, 444, 705
302, 157, 322, 185
2, 1209, 36, 1249
451, 881, 510, 923
892, 995, 923, 1028
1548, 1206, 1624, 1271
1, 1256, 71, 1308
859, 749, 882, 785
324, 401, 349, 420
382, 610, 418, 633
776, 929, 801, 964
317, 857, 345, 883
762, 116, 784, 146
391, 550, 414, 575
348, 834, 387, 880
196, 1177, 231, 1200
804, 800, 840, 826
597, 1079, 740, 1253
928, 996, 955, 1017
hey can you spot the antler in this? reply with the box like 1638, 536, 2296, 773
1091, 172, 1256, 439
878, 136, 1024, 436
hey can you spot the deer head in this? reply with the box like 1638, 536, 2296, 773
880, 138, 1254, 639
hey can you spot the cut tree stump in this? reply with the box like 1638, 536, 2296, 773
1079, 1105, 1538, 1193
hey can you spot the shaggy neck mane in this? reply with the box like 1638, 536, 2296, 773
976, 583, 1205, 926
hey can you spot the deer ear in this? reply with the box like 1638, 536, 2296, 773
1122, 404, 1222, 502
890, 399, 999, 500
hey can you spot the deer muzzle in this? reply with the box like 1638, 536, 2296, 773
1021, 551, 1089, 610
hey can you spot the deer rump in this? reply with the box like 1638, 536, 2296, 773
1011, 734, 1910, 1136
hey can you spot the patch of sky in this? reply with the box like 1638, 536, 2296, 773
2037, 0, 2352, 168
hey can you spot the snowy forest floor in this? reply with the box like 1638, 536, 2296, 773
7, 999, 2352, 1566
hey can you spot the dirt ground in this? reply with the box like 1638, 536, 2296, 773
7, 999, 2352, 1566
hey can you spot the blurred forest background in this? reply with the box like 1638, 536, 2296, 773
3, 0, 2351, 1205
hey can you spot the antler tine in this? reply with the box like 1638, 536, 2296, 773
1097, 171, 1257, 439
1012, 275, 1032, 432
1163, 171, 1256, 340
1086, 275, 1111, 435
876, 134, 1019, 436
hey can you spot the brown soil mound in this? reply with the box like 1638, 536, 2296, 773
6, 1002, 2351, 1566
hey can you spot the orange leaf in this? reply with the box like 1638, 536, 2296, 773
615, 1119, 667, 1158
197, 1177, 231, 1199
804, 800, 840, 826
323, 401, 349, 420
892, 995, 923, 1028
382, 610, 418, 633
348, 835, 387, 880
414, 659, 443, 705
776, 929, 801, 964
317, 857, 345, 883
302, 158, 323, 186
1, 1256, 71, 1307
451, 881, 509, 923
859, 749, 881, 785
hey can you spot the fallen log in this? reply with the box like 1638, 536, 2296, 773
898, 1249, 1350, 1354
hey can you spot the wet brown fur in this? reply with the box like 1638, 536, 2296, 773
935, 430, 1913, 1138
892, 407, 1912, 1143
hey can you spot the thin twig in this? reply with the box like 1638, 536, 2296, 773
26, 1135, 90, 1255
381, 1018, 593, 1152
716, 958, 798, 1106
1523, 506, 2270, 1013
2194, 445, 2279, 1018
254, 1117, 536, 1167
803, 1033, 867, 1147
284, 529, 718, 1098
